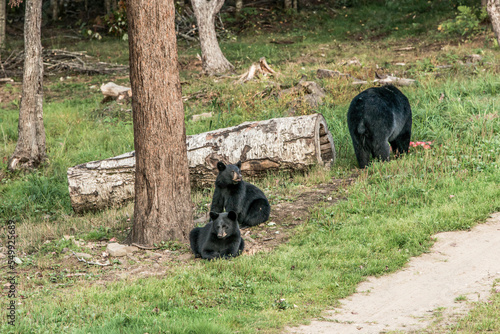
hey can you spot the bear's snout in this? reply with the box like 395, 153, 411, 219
232, 171, 242, 183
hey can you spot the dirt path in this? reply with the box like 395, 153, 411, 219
290, 212, 500, 334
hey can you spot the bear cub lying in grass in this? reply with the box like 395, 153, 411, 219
189, 211, 244, 260
347, 85, 412, 169
210, 161, 271, 228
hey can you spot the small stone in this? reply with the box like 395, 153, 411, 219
13, 257, 23, 264
61, 248, 69, 253
267, 222, 276, 226
74, 252, 92, 259
106, 243, 139, 257
0, 253, 6, 259
153, 263, 160, 269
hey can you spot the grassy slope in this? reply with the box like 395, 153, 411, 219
1, 0, 500, 333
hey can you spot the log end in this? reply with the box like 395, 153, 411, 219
315, 114, 336, 167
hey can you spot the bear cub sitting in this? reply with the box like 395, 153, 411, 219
347, 85, 412, 169
211, 161, 270, 228
189, 211, 244, 260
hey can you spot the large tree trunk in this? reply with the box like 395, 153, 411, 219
8, 0, 46, 171
487, 0, 500, 47
67, 114, 336, 213
126, 0, 193, 246
0, 0, 5, 48
191, 0, 234, 75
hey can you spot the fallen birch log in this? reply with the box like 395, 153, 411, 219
67, 113, 336, 213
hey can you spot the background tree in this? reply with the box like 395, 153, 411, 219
487, 0, 500, 46
126, 0, 193, 246
8, 0, 46, 171
191, 0, 234, 75
0, 0, 5, 48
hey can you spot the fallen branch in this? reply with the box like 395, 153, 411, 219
1, 49, 129, 76
131, 243, 161, 250
71, 251, 110, 266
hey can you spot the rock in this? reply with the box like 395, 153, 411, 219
106, 243, 139, 257
74, 252, 92, 259
0, 253, 5, 259
13, 257, 22, 264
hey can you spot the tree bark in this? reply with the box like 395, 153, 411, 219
487, 0, 500, 47
67, 114, 336, 213
127, 0, 193, 246
8, 0, 46, 171
0, 0, 5, 48
191, 0, 234, 75
284, 0, 292, 10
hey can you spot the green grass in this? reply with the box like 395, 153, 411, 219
1, 0, 500, 332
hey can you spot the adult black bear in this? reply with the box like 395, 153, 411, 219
210, 161, 270, 228
347, 85, 412, 168
189, 211, 245, 260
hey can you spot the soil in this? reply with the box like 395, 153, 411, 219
289, 212, 500, 334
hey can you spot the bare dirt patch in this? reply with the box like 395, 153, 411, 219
289, 212, 500, 334
14, 176, 355, 285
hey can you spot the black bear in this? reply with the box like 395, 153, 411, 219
210, 161, 270, 228
189, 211, 245, 260
347, 85, 412, 168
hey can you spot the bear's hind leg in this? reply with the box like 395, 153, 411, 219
189, 228, 201, 258
390, 127, 411, 156
351, 136, 371, 168
241, 198, 270, 228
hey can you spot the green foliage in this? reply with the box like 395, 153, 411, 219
439, 5, 488, 37
103, 5, 129, 41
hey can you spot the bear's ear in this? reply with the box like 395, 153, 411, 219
209, 212, 219, 221
217, 161, 226, 171
236, 161, 242, 169
227, 211, 237, 221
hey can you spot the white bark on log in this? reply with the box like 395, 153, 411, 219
67, 114, 336, 213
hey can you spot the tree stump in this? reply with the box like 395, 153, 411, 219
67, 113, 336, 213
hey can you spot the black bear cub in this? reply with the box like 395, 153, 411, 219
189, 211, 244, 260
211, 161, 271, 228
347, 85, 412, 169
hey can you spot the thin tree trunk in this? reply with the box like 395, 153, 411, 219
487, 0, 500, 47
105, 0, 111, 15
284, 0, 292, 10
50, 0, 59, 21
0, 0, 5, 48
191, 0, 234, 75
235, 0, 243, 17
127, 0, 193, 246
8, 0, 46, 171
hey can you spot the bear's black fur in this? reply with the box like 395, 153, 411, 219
210, 161, 271, 228
189, 211, 245, 260
347, 85, 412, 168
